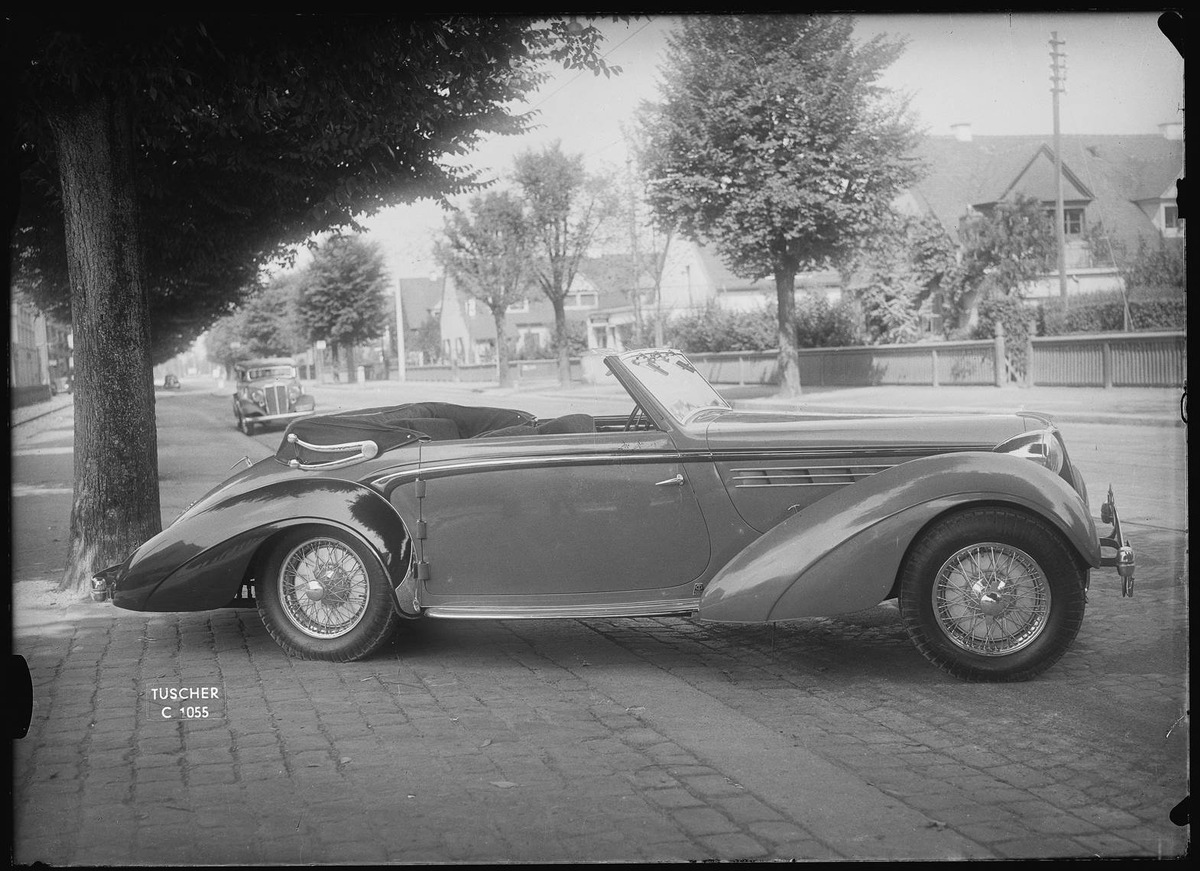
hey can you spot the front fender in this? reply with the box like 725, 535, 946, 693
235, 396, 262, 416
112, 479, 410, 612
699, 452, 1099, 623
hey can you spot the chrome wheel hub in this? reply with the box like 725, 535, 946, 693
933, 542, 1050, 656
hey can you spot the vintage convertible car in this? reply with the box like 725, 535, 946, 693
232, 358, 315, 435
93, 348, 1134, 681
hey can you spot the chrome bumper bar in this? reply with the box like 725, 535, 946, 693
1098, 485, 1135, 597
90, 563, 124, 602
90, 574, 113, 602
249, 410, 314, 424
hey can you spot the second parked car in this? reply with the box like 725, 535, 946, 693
232, 359, 315, 435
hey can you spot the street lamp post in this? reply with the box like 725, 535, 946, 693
394, 279, 407, 382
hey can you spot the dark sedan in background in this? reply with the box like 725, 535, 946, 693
232, 358, 315, 435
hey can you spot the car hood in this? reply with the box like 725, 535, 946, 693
702, 409, 1048, 452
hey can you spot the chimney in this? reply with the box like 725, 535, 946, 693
1159, 122, 1183, 141
951, 122, 973, 142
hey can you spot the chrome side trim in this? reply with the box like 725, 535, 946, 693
423, 598, 700, 620
730, 463, 895, 487
372, 451, 680, 487
707, 445, 995, 462
371, 444, 991, 489
286, 432, 380, 471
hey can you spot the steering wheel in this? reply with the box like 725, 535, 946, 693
625, 404, 646, 431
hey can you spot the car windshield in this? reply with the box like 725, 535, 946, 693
244, 366, 295, 380
613, 349, 731, 424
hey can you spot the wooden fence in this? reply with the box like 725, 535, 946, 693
403, 331, 1185, 389
687, 331, 1185, 389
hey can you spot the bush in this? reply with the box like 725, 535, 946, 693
662, 304, 776, 353
1040, 288, 1186, 335
1122, 236, 1185, 290
795, 296, 860, 348
972, 295, 1033, 376
663, 299, 860, 354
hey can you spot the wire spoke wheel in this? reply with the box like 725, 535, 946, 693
256, 527, 401, 661
932, 542, 1050, 656
279, 538, 370, 639
899, 507, 1086, 681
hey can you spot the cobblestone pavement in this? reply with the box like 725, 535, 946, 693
11, 379, 1188, 864
13, 567, 1187, 864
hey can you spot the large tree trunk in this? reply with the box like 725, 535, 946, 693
493, 308, 512, 388
552, 298, 570, 386
774, 267, 803, 398
50, 90, 162, 594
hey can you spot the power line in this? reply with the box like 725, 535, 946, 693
526, 19, 655, 112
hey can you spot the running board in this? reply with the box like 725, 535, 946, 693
423, 599, 699, 620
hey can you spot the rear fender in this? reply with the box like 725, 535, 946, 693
114, 479, 411, 612
699, 452, 1099, 623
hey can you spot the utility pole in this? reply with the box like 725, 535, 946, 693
1050, 32, 1068, 300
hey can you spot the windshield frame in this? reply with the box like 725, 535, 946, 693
604, 349, 731, 428
241, 366, 297, 382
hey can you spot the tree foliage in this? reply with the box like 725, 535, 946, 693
298, 235, 389, 378
847, 210, 958, 343
939, 193, 1055, 335
8, 16, 617, 593
435, 190, 536, 387
205, 273, 307, 376
11, 17, 620, 362
513, 141, 618, 384
956, 195, 1055, 299
639, 15, 922, 395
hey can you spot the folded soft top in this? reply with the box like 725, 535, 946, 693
276, 402, 536, 465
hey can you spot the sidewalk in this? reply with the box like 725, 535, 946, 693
303, 376, 1185, 428
727, 383, 1186, 427
10, 390, 75, 427
11, 379, 1184, 435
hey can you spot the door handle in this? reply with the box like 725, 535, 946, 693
655, 473, 685, 487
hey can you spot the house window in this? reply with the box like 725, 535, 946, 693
509, 299, 530, 313
465, 298, 477, 317
1062, 208, 1084, 236
565, 291, 598, 310
1044, 207, 1085, 236
1163, 204, 1183, 236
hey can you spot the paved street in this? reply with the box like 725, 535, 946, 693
11, 377, 1188, 863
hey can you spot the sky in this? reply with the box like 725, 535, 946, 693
360, 12, 1184, 280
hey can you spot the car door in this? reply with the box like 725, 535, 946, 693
416, 429, 711, 597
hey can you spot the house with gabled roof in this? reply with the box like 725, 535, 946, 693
437, 265, 626, 365
898, 122, 1183, 297
586, 238, 843, 352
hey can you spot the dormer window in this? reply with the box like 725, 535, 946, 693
1045, 207, 1085, 236
1163, 204, 1183, 237
1063, 208, 1084, 236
